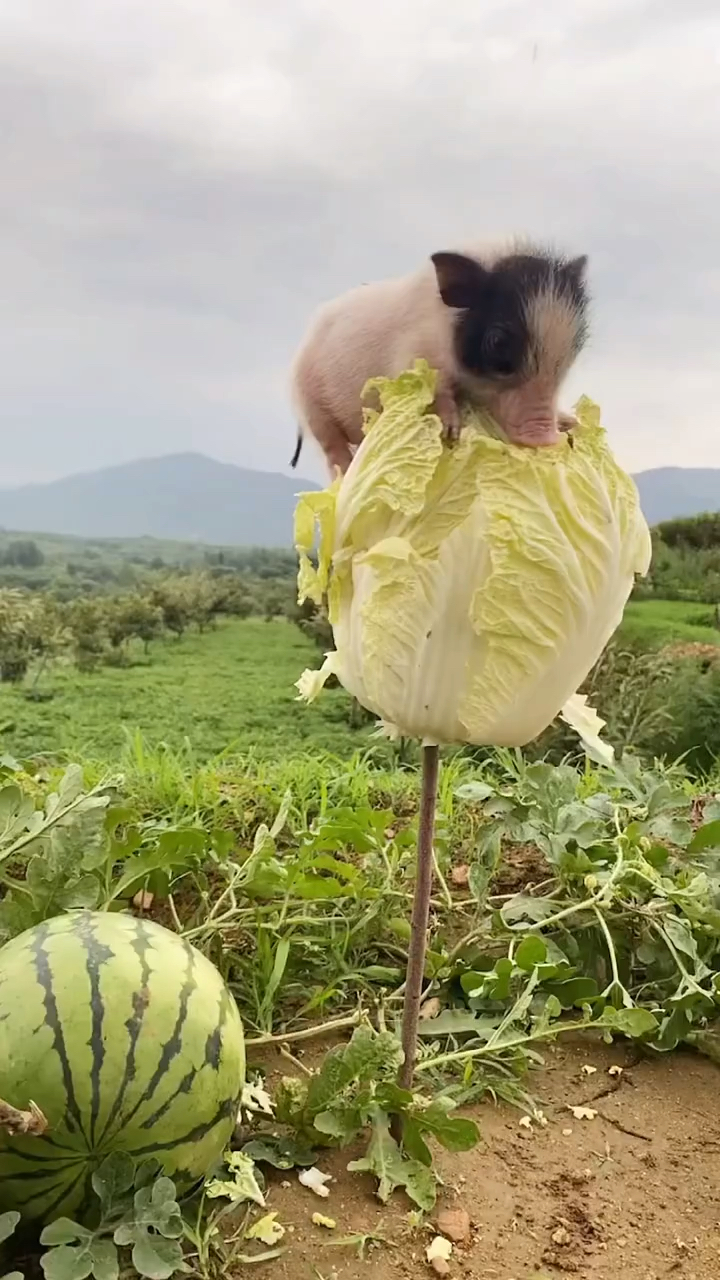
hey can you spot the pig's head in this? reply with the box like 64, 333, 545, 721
431, 242, 589, 447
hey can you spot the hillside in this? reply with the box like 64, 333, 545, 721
0, 453, 319, 548
633, 467, 720, 525
1, 453, 719, 544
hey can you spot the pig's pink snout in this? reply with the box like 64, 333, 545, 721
506, 418, 562, 448
490, 381, 563, 449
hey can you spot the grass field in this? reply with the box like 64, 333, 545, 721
621, 598, 720, 647
0, 617, 367, 761
2, 602, 718, 766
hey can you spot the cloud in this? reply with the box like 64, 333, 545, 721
1, 0, 719, 486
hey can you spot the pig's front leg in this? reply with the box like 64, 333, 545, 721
433, 381, 462, 445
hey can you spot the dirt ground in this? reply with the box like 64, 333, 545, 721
246, 1037, 720, 1280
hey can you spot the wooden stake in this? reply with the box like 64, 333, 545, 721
397, 744, 440, 1095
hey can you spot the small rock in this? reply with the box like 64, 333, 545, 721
426, 1236, 453, 1275
437, 1206, 471, 1242
450, 864, 470, 887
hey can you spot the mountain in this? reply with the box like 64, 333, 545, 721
0, 453, 320, 548
632, 468, 720, 526
1, 454, 719, 546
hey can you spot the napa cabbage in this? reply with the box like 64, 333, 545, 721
294, 361, 651, 758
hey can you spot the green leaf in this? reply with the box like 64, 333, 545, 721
347, 1110, 436, 1211
134, 1159, 163, 1190
362, 965, 404, 983
0, 890, 36, 940
0, 785, 27, 833
373, 1083, 414, 1115
555, 802, 604, 848
257, 939, 290, 1021
455, 781, 494, 803
688, 820, 720, 855
643, 842, 670, 868
88, 1242, 118, 1280
92, 1152, 135, 1211
531, 993, 564, 1035
288, 874, 351, 900
514, 935, 547, 972
487, 957, 513, 1000
41, 1247, 94, 1280
501, 894, 558, 926
132, 1181, 183, 1237
110, 1228, 133, 1249
57, 765, 85, 806
112, 830, 207, 899
648, 815, 692, 848
312, 1107, 364, 1143
301, 853, 361, 884
662, 915, 699, 963
241, 851, 288, 899
269, 789, 292, 839
62, 875, 102, 911
296, 1027, 402, 1131
308, 807, 392, 853
130, 1232, 185, 1280
150, 1178, 179, 1208
416, 1010, 500, 1039
0, 1212, 20, 1246
410, 1101, 479, 1153
656, 1005, 694, 1052
401, 1117, 432, 1167
600, 1007, 658, 1038
242, 1137, 316, 1170
543, 977, 600, 1008
40, 1221, 91, 1248
205, 1153, 265, 1207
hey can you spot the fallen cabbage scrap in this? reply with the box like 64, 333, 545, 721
294, 360, 651, 755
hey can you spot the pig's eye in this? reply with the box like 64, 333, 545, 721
483, 327, 520, 376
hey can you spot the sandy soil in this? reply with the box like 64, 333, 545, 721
243, 1037, 720, 1280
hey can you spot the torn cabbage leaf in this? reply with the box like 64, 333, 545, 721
294, 361, 651, 750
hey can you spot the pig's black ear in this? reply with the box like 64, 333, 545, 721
566, 254, 588, 286
431, 252, 488, 309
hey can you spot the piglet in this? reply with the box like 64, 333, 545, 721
289, 238, 589, 476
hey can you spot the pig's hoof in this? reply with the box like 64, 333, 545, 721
434, 392, 461, 445
440, 411, 462, 445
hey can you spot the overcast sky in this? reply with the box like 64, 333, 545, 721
1, 0, 719, 487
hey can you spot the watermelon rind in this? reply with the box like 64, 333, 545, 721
0, 910, 245, 1224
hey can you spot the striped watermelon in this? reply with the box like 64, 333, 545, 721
0, 910, 245, 1224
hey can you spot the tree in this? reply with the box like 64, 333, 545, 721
63, 597, 109, 670
0, 589, 67, 683
103, 595, 164, 655
1, 540, 44, 568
